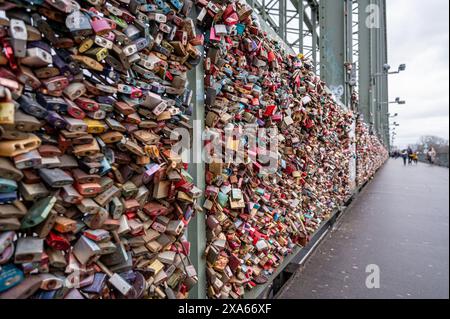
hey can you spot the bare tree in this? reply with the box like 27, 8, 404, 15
417, 135, 449, 154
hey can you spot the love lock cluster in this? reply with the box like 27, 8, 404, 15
0, 0, 202, 299
0, 0, 388, 300
355, 118, 389, 186
199, 0, 359, 299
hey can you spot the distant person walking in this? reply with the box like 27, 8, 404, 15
401, 150, 408, 166
411, 152, 419, 165
407, 147, 414, 165
427, 147, 437, 165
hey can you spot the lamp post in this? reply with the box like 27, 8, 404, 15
380, 97, 406, 106
370, 63, 406, 149
373, 64, 407, 77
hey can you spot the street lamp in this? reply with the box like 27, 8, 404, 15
388, 64, 407, 74
373, 64, 407, 77
392, 97, 406, 105
386, 113, 398, 118
380, 97, 406, 105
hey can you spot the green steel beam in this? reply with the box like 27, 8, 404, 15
298, 0, 304, 53
381, 0, 390, 148
279, 0, 287, 42
187, 7, 206, 300
319, 0, 353, 107
290, 0, 320, 46
358, 0, 374, 128
374, 0, 382, 139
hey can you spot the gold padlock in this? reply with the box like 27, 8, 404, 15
0, 102, 15, 125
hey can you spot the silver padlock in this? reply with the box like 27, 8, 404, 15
21, 47, 53, 68
46, 0, 80, 14
123, 44, 138, 57
96, 261, 133, 296
9, 19, 28, 58
77, 198, 101, 215
166, 220, 184, 236
15, 237, 44, 264
124, 24, 141, 41
72, 235, 101, 265
65, 10, 91, 33
94, 35, 113, 49
105, 2, 123, 17
19, 182, 50, 202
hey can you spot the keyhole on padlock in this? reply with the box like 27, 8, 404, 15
46, 280, 57, 290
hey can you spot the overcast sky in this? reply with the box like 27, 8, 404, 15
386, 0, 449, 149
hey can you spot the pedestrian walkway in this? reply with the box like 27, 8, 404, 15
278, 159, 449, 299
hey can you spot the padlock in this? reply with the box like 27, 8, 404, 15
18, 95, 48, 120
20, 196, 56, 230
0, 0, 211, 300
91, 17, 113, 35
0, 158, 24, 182
19, 182, 49, 201
0, 264, 24, 293
71, 55, 104, 72
43, 76, 70, 93
45, 0, 80, 13
96, 261, 133, 296
63, 82, 86, 101
94, 35, 114, 50
35, 95, 66, 113
72, 235, 101, 265
9, 19, 28, 58
33, 208, 57, 239
0, 101, 15, 126
0, 134, 42, 158
21, 47, 53, 68
15, 237, 44, 264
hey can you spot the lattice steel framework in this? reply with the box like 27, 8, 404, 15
249, 0, 321, 73
188, 0, 391, 299
250, 0, 389, 144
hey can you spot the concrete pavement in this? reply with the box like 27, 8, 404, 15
278, 159, 449, 299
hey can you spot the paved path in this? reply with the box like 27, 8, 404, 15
278, 159, 449, 299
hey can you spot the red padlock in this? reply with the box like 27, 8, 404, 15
66, 101, 86, 120
75, 97, 99, 112
46, 232, 71, 251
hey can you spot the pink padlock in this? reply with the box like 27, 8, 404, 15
271, 114, 283, 122
103, 31, 116, 42
209, 27, 221, 41
130, 87, 143, 99
90, 17, 112, 35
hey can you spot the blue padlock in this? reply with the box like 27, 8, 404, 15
19, 95, 49, 120
169, 0, 183, 11
0, 179, 18, 193
0, 264, 24, 293
0, 192, 18, 204
23, 0, 45, 4
98, 156, 112, 177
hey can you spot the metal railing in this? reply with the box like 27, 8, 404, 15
418, 153, 449, 168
